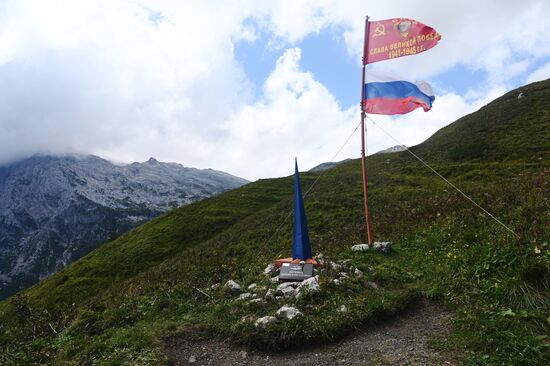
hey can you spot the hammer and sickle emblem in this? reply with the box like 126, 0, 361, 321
373, 23, 385, 37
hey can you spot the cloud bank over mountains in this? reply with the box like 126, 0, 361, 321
1, 0, 549, 179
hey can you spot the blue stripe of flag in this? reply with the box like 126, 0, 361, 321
364, 81, 434, 104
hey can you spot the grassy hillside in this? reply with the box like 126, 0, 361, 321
1, 80, 549, 365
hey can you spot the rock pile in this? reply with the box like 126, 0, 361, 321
276, 305, 302, 320
211, 253, 381, 329
351, 242, 392, 253
254, 316, 277, 328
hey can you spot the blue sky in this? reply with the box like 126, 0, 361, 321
1, 1, 549, 179
236, 26, 361, 109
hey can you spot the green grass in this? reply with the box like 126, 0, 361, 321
0, 80, 549, 365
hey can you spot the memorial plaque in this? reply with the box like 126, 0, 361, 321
279, 262, 314, 282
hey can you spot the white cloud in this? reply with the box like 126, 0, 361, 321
0, 0, 549, 180
526, 62, 550, 83
0, 0, 255, 167
218, 48, 357, 178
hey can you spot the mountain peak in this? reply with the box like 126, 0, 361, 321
375, 145, 407, 155
0, 153, 248, 300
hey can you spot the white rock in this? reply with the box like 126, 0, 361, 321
339, 272, 349, 278
366, 281, 379, 289
332, 279, 341, 285
351, 244, 370, 252
277, 282, 301, 298
338, 305, 348, 313
255, 316, 277, 328
225, 280, 241, 292
299, 276, 320, 292
188, 355, 197, 363
248, 283, 257, 291
265, 288, 275, 299
373, 241, 392, 253
263, 264, 278, 276
210, 283, 221, 290
329, 261, 342, 272
271, 276, 279, 283
354, 268, 364, 277
277, 305, 302, 320
249, 298, 266, 305
277, 282, 300, 291
238, 292, 252, 300
280, 286, 298, 298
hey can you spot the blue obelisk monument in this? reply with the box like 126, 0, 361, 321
292, 158, 312, 260
274, 159, 317, 280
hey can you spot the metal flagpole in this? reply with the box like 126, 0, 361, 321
361, 15, 373, 245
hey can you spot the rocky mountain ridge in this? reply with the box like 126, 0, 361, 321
0, 154, 248, 299
374, 145, 407, 154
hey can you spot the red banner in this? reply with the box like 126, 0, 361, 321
364, 18, 441, 64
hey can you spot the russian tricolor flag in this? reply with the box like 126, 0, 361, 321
363, 75, 435, 115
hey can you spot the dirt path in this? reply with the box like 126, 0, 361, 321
163, 299, 458, 366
